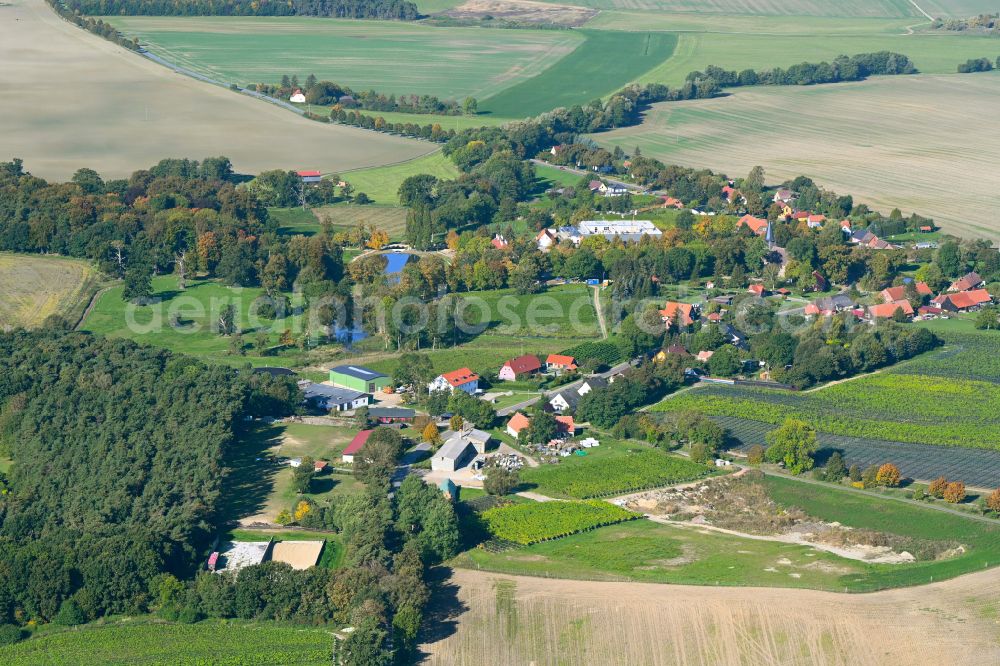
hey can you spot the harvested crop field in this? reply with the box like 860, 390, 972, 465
0, 0, 432, 181
442, 0, 598, 26
0, 253, 100, 329
422, 568, 1000, 665
105, 16, 582, 102
595, 74, 1000, 240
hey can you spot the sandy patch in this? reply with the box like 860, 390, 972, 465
442, 0, 598, 26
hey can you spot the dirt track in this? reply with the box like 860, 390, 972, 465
0, 0, 431, 180
421, 567, 1000, 665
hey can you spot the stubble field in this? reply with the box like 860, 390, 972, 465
0, 254, 101, 329
595, 74, 1000, 240
422, 567, 1000, 665
0, 0, 432, 180
104, 16, 583, 101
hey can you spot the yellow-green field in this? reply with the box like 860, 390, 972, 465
0, 253, 101, 329
595, 73, 1000, 240
1, 0, 432, 181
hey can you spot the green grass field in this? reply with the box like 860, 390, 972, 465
315, 205, 409, 240
543, 0, 996, 18
0, 619, 332, 665
479, 31, 677, 117
80, 275, 312, 367
307, 106, 511, 130
106, 16, 583, 102
0, 253, 103, 329
458, 283, 600, 338
763, 474, 1000, 590
455, 518, 867, 589
341, 151, 460, 204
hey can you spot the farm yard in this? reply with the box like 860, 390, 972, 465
421, 567, 1000, 665
0, 253, 102, 329
1, 0, 432, 181
104, 16, 584, 102
0, 620, 333, 665
595, 75, 1000, 241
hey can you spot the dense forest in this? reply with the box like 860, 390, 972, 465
0, 330, 298, 624
62, 0, 421, 20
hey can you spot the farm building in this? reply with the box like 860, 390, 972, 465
296, 169, 321, 183
428, 368, 480, 394
368, 407, 415, 423
342, 429, 373, 464
932, 289, 992, 312
329, 365, 390, 393
949, 272, 985, 292
577, 220, 661, 243
270, 541, 325, 570
498, 354, 542, 381
881, 283, 932, 303
214, 541, 271, 574
299, 381, 369, 412
430, 434, 479, 472
546, 354, 577, 374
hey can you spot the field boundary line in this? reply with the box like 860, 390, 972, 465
907, 0, 935, 21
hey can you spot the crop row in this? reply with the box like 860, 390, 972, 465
714, 415, 1000, 488
656, 374, 1000, 449
481, 500, 639, 545
0, 621, 332, 665
895, 331, 1000, 384
521, 450, 714, 499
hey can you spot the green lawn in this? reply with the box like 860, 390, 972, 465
270, 206, 321, 235
340, 151, 460, 204
533, 163, 586, 191
80, 275, 313, 367
480, 31, 678, 117
0, 457, 11, 474
0, 619, 332, 665
458, 283, 600, 338
454, 518, 865, 589
106, 16, 583, 102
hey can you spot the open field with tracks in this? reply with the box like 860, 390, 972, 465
0, 0, 431, 180
596, 74, 1000, 240
0, 254, 101, 330
105, 16, 583, 102
422, 566, 1000, 665
539, 0, 997, 18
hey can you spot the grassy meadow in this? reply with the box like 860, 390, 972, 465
341, 151, 460, 205
105, 16, 583, 101
596, 74, 1000, 241
0, 253, 102, 329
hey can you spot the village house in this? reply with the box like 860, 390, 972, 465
342, 429, 373, 464
428, 368, 480, 394
805, 293, 855, 317
549, 388, 580, 413
498, 354, 542, 381
289, 89, 306, 103
506, 412, 576, 439
737, 214, 769, 236
659, 301, 696, 329
773, 188, 797, 204
491, 234, 509, 250
536, 228, 557, 251
576, 376, 608, 396
546, 354, 578, 374
661, 195, 684, 209
748, 283, 767, 297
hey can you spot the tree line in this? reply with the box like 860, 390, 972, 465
62, 0, 421, 20
258, 74, 474, 116
45, 0, 140, 51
